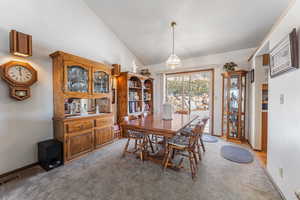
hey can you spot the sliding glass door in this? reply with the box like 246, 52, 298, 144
165, 69, 214, 134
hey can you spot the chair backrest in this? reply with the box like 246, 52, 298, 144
188, 122, 204, 149
122, 115, 144, 138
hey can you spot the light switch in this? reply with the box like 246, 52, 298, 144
279, 168, 283, 178
280, 94, 284, 104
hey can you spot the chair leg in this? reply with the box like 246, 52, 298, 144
155, 136, 159, 151
200, 137, 205, 152
178, 158, 184, 168
122, 138, 131, 157
196, 140, 202, 161
193, 151, 198, 166
140, 150, 143, 161
147, 135, 155, 153
139, 138, 144, 161
134, 139, 138, 150
189, 152, 194, 179
188, 151, 196, 179
163, 147, 171, 170
171, 149, 176, 159
193, 150, 199, 171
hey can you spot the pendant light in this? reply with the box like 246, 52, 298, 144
166, 21, 181, 69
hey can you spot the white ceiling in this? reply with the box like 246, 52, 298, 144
84, 0, 290, 65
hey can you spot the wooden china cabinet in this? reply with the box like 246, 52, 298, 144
50, 51, 115, 163
221, 70, 247, 141
117, 72, 154, 123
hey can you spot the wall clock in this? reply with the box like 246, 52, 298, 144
0, 61, 37, 101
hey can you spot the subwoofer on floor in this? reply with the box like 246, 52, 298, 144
38, 139, 63, 171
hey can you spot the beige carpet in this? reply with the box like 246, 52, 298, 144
0, 139, 282, 200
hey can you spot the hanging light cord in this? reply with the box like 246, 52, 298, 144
172, 23, 175, 54
171, 22, 176, 55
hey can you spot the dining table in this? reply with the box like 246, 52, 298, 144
121, 113, 199, 166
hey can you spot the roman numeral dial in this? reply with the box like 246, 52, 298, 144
8, 65, 33, 83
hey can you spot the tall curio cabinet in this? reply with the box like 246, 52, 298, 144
222, 70, 247, 141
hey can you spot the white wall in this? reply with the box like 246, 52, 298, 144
146, 48, 255, 136
0, 0, 141, 175
249, 56, 268, 150
252, 0, 300, 199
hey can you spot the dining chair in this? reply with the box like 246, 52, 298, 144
113, 124, 121, 139
148, 133, 164, 152
122, 115, 154, 161
180, 118, 208, 161
140, 113, 156, 153
199, 117, 209, 152
181, 117, 209, 154
163, 123, 204, 179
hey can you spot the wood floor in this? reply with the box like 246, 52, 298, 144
0, 165, 44, 186
254, 151, 267, 168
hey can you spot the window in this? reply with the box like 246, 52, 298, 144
165, 69, 214, 134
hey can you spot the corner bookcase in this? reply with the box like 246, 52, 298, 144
117, 72, 153, 123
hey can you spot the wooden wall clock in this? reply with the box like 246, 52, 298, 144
0, 61, 37, 101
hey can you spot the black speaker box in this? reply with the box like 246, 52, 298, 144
38, 139, 63, 171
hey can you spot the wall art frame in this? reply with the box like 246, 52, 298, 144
269, 28, 299, 78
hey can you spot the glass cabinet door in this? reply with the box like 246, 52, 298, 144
222, 71, 247, 140
66, 65, 89, 93
228, 75, 239, 139
93, 71, 109, 93
222, 76, 229, 135
240, 75, 246, 139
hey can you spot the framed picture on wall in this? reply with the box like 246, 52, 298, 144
112, 88, 116, 104
250, 69, 255, 83
269, 28, 299, 78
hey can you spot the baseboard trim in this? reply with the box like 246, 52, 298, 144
263, 168, 286, 200
0, 162, 39, 179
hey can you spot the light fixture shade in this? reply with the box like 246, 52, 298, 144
166, 54, 181, 69
10, 30, 32, 57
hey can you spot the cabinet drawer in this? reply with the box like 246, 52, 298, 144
66, 120, 93, 133
95, 117, 113, 128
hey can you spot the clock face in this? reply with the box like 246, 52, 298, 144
7, 65, 33, 83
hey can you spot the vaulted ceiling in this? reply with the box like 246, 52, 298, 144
84, 0, 290, 65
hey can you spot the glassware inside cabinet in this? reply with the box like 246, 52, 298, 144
64, 97, 111, 117
223, 77, 229, 134
94, 71, 109, 93
228, 75, 239, 138
67, 66, 89, 93
222, 70, 247, 140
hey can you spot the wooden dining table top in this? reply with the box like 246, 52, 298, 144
121, 113, 199, 138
